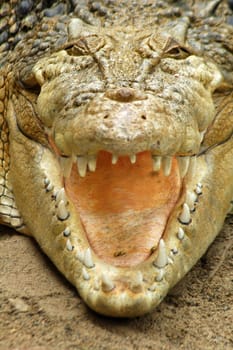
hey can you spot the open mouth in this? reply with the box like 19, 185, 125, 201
65, 151, 182, 267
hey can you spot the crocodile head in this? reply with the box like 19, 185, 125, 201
7, 16, 233, 317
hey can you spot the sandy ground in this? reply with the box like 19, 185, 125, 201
0, 217, 232, 350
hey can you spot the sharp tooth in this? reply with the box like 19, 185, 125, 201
177, 156, 190, 178
46, 183, 53, 192
156, 268, 165, 281
101, 273, 115, 292
60, 156, 73, 178
188, 156, 196, 176
88, 155, 97, 172
162, 156, 172, 176
186, 191, 197, 211
57, 200, 69, 220
77, 156, 88, 177
63, 227, 71, 237
66, 238, 73, 251
177, 227, 185, 240
179, 203, 191, 224
195, 183, 203, 195
154, 239, 168, 268
44, 178, 50, 186
82, 267, 90, 280
130, 154, 136, 164
56, 188, 67, 205
152, 155, 161, 172
112, 154, 118, 165
200, 130, 206, 143
83, 248, 95, 268
76, 250, 84, 263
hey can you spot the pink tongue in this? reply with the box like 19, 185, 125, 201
66, 151, 181, 267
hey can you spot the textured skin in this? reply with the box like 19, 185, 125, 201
0, 0, 233, 317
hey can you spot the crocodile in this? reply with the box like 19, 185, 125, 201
0, 0, 232, 317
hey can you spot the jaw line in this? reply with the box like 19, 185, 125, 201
9, 126, 233, 317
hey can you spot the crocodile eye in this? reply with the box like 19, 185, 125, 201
65, 35, 105, 56
163, 37, 192, 59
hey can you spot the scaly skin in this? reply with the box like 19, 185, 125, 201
0, 0, 233, 317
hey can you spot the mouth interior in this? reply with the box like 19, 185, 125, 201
65, 151, 181, 267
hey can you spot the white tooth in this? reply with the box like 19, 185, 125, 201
112, 154, 118, 164
177, 227, 185, 240
156, 269, 164, 282
60, 156, 73, 178
44, 178, 50, 186
195, 185, 202, 195
63, 227, 71, 237
101, 273, 115, 292
179, 203, 191, 224
56, 188, 67, 205
188, 156, 196, 176
82, 267, 90, 280
162, 156, 172, 176
152, 155, 161, 172
83, 248, 95, 268
167, 257, 174, 265
200, 130, 206, 142
88, 155, 97, 172
57, 200, 69, 220
186, 191, 197, 211
177, 156, 190, 178
130, 154, 136, 164
66, 239, 73, 251
154, 239, 168, 268
46, 183, 53, 192
76, 250, 84, 263
77, 156, 88, 177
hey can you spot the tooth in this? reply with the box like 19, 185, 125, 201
195, 183, 203, 195
66, 239, 73, 251
101, 273, 115, 292
112, 154, 118, 164
88, 155, 97, 172
152, 155, 161, 172
177, 227, 185, 240
177, 156, 190, 177
162, 156, 172, 176
179, 203, 191, 224
130, 154, 136, 164
200, 130, 206, 142
56, 188, 67, 205
156, 268, 164, 281
83, 248, 95, 268
60, 156, 73, 178
188, 156, 196, 176
77, 156, 88, 177
63, 227, 71, 237
82, 267, 90, 280
46, 183, 53, 192
57, 200, 69, 220
76, 250, 84, 263
44, 178, 50, 186
186, 191, 197, 211
154, 239, 168, 268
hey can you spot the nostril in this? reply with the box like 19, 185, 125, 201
141, 115, 147, 120
104, 114, 109, 119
